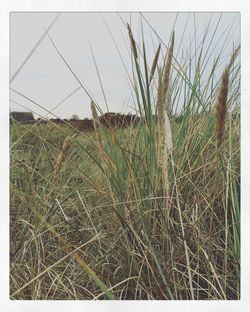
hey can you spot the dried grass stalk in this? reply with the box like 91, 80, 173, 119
55, 136, 72, 179
156, 67, 173, 154
162, 32, 175, 104
216, 68, 229, 152
156, 67, 172, 225
91, 101, 116, 172
127, 24, 138, 59
149, 43, 161, 84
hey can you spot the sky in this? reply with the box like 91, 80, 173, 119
9, 12, 240, 119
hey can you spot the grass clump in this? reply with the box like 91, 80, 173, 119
10, 14, 240, 300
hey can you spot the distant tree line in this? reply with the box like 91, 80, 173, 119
10, 111, 240, 128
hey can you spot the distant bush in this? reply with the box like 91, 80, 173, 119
70, 114, 80, 120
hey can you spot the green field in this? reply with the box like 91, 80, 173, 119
10, 22, 240, 300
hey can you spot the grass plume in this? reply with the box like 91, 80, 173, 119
215, 68, 229, 153
55, 136, 72, 179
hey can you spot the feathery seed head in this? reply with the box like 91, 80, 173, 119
216, 68, 229, 151
55, 136, 72, 179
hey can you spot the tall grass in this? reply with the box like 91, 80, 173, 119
10, 14, 240, 300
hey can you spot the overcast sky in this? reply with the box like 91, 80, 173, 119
10, 12, 240, 119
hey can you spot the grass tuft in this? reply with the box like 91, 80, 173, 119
10, 13, 240, 300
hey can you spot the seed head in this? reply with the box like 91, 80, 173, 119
127, 24, 138, 59
149, 43, 161, 84
216, 68, 229, 151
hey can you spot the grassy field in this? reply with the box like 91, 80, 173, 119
10, 21, 240, 300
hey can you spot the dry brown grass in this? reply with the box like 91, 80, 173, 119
55, 136, 72, 179
155, 32, 175, 225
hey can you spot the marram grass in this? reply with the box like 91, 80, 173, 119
10, 18, 240, 300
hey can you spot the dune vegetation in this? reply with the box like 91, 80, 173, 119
10, 15, 240, 300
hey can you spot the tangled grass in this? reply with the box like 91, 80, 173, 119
10, 14, 240, 300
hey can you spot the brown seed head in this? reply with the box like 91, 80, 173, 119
127, 24, 138, 59
216, 68, 229, 150
55, 136, 72, 179
149, 43, 161, 84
